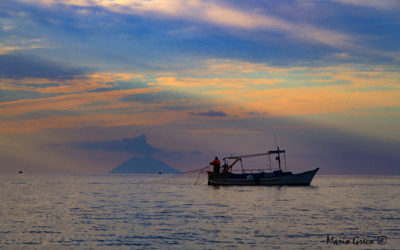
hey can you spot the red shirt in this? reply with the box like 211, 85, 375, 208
210, 159, 220, 166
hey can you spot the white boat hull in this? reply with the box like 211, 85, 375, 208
208, 168, 319, 186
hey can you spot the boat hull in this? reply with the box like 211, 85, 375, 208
208, 168, 319, 186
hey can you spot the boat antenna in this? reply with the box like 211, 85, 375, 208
273, 132, 279, 149
273, 132, 282, 171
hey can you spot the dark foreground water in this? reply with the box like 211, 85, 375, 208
0, 174, 399, 249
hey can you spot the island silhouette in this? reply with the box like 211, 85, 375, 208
109, 156, 181, 174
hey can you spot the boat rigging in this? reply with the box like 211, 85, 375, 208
208, 146, 319, 186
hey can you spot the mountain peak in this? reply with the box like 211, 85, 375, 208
109, 156, 181, 174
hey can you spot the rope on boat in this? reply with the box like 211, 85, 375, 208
193, 166, 210, 185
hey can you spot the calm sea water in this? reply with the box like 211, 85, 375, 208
0, 174, 399, 249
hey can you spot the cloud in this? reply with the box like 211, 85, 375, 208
0, 72, 146, 103
9, 0, 398, 67
1, 58, 399, 134
72, 134, 162, 155
0, 39, 45, 55
333, 0, 400, 10
6, 73, 144, 94
151, 76, 281, 89
0, 54, 86, 79
189, 110, 228, 117
0, 83, 171, 133
16, 0, 355, 49
68, 133, 197, 163
0, 111, 179, 134
151, 60, 400, 117
121, 91, 186, 104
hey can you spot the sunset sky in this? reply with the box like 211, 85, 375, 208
1, 0, 399, 174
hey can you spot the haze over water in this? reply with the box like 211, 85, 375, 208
1, 174, 398, 249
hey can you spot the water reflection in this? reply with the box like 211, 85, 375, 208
0, 174, 398, 248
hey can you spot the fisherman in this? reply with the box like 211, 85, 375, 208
210, 157, 221, 173
222, 162, 229, 173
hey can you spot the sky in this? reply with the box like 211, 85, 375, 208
0, 0, 399, 174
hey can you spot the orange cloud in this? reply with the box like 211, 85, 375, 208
0, 71, 212, 133
241, 87, 400, 116
0, 72, 143, 94
203, 59, 295, 75
0, 111, 181, 134
2, 60, 399, 134
151, 76, 281, 89
150, 61, 400, 117
0, 86, 161, 117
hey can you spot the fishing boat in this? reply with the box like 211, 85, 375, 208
207, 147, 319, 186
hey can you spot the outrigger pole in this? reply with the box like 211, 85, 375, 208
223, 148, 286, 172
224, 152, 270, 159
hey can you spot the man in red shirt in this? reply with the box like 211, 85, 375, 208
210, 157, 221, 173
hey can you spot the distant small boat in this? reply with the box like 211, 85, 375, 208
18, 171, 23, 174
208, 147, 319, 186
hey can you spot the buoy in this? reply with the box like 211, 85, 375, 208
246, 174, 254, 181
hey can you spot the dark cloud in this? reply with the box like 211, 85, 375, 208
122, 92, 186, 104
89, 81, 149, 93
10, 110, 77, 121
0, 54, 87, 79
189, 110, 228, 117
246, 111, 268, 116
73, 134, 162, 156
0, 89, 57, 103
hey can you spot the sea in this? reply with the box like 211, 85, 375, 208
0, 174, 399, 249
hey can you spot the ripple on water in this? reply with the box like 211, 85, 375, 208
0, 174, 399, 248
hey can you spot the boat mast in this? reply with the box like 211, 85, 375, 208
277, 146, 281, 171
240, 159, 244, 174
284, 152, 287, 172
267, 148, 286, 171
268, 155, 272, 171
